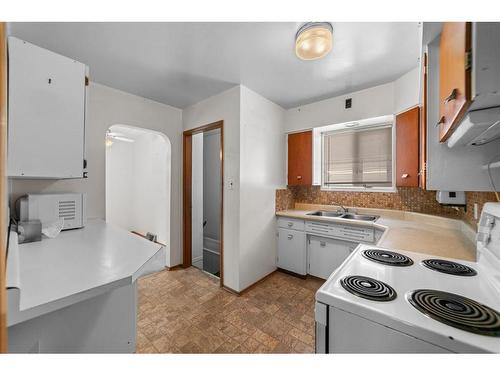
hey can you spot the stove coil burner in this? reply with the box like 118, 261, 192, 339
421, 259, 477, 276
408, 289, 500, 337
362, 249, 414, 266
340, 275, 397, 302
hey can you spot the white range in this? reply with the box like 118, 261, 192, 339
315, 202, 500, 353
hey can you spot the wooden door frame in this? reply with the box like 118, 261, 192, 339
0, 22, 8, 353
183, 120, 224, 287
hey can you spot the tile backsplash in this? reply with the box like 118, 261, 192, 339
276, 186, 498, 229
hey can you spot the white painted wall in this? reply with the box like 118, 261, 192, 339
239, 86, 286, 291
183, 86, 241, 291
105, 132, 134, 233
203, 129, 221, 242
394, 66, 420, 114
106, 126, 170, 246
191, 133, 204, 263
284, 82, 395, 133
133, 131, 170, 244
9, 83, 183, 266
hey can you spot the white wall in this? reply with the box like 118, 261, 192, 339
132, 131, 170, 244
105, 132, 134, 232
191, 133, 204, 263
284, 68, 422, 133
284, 82, 395, 133
203, 129, 221, 242
394, 67, 420, 114
9, 82, 183, 266
239, 86, 285, 291
106, 127, 170, 246
183, 86, 241, 291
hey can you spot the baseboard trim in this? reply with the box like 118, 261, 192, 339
277, 268, 307, 280
223, 269, 278, 296
165, 264, 183, 271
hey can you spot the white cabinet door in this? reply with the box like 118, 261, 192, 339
277, 228, 306, 275
8, 37, 87, 178
308, 236, 355, 279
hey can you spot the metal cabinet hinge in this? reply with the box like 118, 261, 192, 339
465, 50, 472, 70
85, 76, 89, 86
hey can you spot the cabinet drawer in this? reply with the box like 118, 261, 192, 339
277, 217, 305, 231
305, 221, 334, 236
306, 220, 374, 243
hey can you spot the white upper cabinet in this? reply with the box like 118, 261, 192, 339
7, 37, 88, 179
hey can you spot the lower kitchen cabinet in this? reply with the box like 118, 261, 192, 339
277, 228, 307, 275
308, 236, 357, 279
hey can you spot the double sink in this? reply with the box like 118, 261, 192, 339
307, 210, 379, 222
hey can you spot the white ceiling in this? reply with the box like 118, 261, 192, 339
8, 22, 421, 109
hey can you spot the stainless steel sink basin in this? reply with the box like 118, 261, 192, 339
306, 210, 344, 217
340, 213, 379, 221
306, 211, 379, 221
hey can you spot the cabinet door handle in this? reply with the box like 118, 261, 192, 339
401, 173, 409, 179
297, 175, 302, 180
287, 234, 293, 240
287, 222, 293, 227
444, 88, 458, 104
320, 241, 326, 247
435, 116, 445, 127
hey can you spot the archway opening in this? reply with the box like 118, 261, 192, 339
105, 124, 171, 265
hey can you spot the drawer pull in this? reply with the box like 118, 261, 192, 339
320, 241, 326, 247
297, 175, 302, 180
287, 222, 293, 227
435, 116, 445, 127
401, 173, 409, 179
444, 88, 458, 104
287, 234, 294, 240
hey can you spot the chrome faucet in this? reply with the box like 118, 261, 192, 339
336, 205, 348, 214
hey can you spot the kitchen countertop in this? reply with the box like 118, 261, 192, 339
276, 204, 476, 261
7, 219, 164, 326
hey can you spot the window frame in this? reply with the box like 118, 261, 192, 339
318, 117, 396, 193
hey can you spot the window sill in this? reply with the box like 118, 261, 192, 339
320, 186, 397, 193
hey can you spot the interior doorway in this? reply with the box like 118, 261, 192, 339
183, 121, 223, 284
105, 124, 172, 265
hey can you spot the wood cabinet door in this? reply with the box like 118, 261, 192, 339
419, 52, 428, 189
396, 107, 420, 187
438, 22, 472, 142
287, 130, 312, 185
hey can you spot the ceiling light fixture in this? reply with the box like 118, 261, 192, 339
295, 22, 333, 61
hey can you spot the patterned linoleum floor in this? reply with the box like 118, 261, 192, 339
136, 267, 324, 353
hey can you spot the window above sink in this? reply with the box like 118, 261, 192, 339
312, 115, 397, 193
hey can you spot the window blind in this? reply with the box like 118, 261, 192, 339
322, 125, 392, 187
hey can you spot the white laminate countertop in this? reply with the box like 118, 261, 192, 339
276, 204, 477, 261
8, 219, 163, 314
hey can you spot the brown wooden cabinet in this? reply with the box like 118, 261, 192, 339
396, 107, 420, 187
419, 52, 428, 189
287, 130, 312, 186
438, 22, 472, 142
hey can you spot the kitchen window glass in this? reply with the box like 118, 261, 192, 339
321, 125, 393, 189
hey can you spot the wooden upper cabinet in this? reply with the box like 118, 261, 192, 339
287, 130, 312, 186
438, 22, 472, 142
396, 107, 420, 187
419, 52, 428, 189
